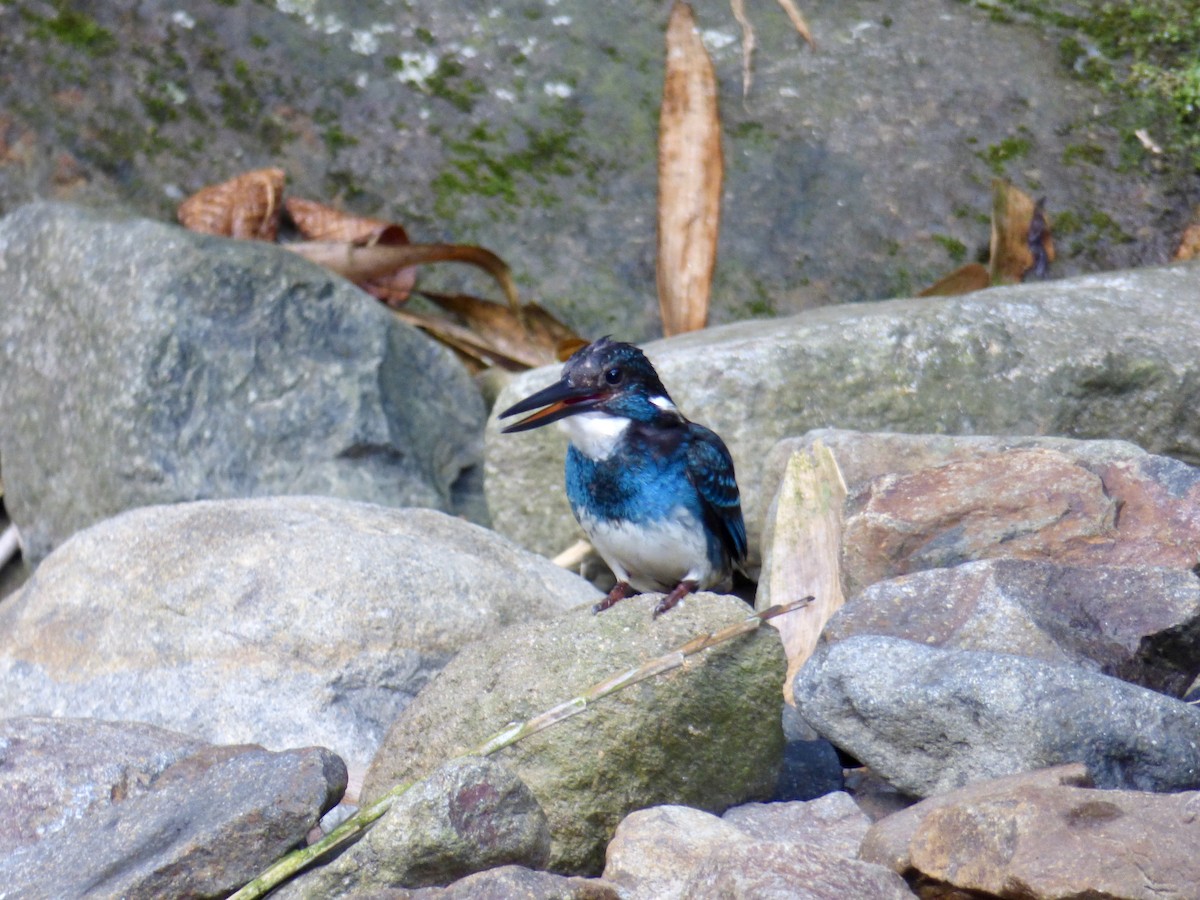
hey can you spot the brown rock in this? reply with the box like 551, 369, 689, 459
839, 445, 1200, 596
907, 777, 1200, 899
842, 448, 1115, 594
859, 764, 1092, 874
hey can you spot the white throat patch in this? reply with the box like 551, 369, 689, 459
558, 412, 630, 461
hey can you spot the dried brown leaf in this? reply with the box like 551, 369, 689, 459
730, 0, 756, 96
285, 197, 409, 246
917, 262, 991, 297
177, 168, 286, 241
1174, 222, 1200, 261
989, 179, 1054, 285
285, 241, 519, 312
775, 0, 815, 49
286, 198, 416, 306
419, 290, 582, 370
658, 1, 722, 337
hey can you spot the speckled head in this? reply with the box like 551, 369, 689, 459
498, 337, 675, 432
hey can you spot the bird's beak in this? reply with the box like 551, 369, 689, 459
499, 378, 606, 433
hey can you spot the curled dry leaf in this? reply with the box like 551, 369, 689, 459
989, 178, 1054, 285
658, 0, 722, 338
286, 197, 416, 306
177, 168, 286, 241
285, 241, 521, 317
1173, 222, 1200, 262
417, 290, 582, 371
917, 263, 991, 298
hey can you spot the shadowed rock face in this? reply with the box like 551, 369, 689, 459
0, 1, 1188, 338
795, 635, 1200, 799
0, 202, 489, 563
488, 262, 1200, 562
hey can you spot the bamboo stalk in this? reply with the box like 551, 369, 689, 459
228, 596, 812, 900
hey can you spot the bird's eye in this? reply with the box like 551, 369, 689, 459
605, 367, 622, 385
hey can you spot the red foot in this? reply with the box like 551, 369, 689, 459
592, 581, 632, 614
652, 580, 699, 618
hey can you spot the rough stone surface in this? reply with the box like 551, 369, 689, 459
0, 717, 207, 847
825, 559, 1200, 696
722, 792, 871, 860
602, 804, 912, 900
864, 764, 1200, 900
362, 593, 786, 874
794, 635, 1200, 798
407, 866, 621, 900
1, 2, 1185, 340
276, 757, 549, 897
487, 264, 1200, 564
0, 741, 346, 900
682, 841, 915, 899
0, 497, 599, 780
840, 446, 1200, 595
859, 764, 1092, 874
0, 202, 487, 562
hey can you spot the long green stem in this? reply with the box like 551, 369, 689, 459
228, 597, 812, 900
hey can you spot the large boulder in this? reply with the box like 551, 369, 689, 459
486, 263, 1200, 563
862, 764, 1200, 900
0, 2, 1188, 338
794, 635, 1200, 798
362, 592, 786, 873
0, 497, 599, 781
0, 202, 486, 562
824, 559, 1200, 696
0, 721, 345, 900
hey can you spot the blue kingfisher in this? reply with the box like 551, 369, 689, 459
499, 337, 747, 617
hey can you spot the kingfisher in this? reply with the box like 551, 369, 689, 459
499, 337, 747, 617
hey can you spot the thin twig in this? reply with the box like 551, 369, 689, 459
228, 596, 813, 900
0, 524, 20, 570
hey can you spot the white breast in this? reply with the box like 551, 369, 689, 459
557, 412, 630, 461
579, 507, 722, 593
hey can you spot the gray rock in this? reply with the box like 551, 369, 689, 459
722, 792, 871, 859
602, 804, 912, 900
825, 559, 1200, 696
276, 757, 549, 898
0, 741, 345, 900
794, 635, 1200, 798
0, 202, 486, 562
408, 865, 621, 899
0, 717, 207, 847
362, 592, 785, 873
0, 497, 599, 781
682, 841, 916, 899
486, 263, 1200, 563
0, 2, 1187, 339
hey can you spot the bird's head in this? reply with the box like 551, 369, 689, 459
499, 337, 678, 433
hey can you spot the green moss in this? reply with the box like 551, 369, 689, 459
931, 234, 969, 262
23, 7, 115, 54
431, 111, 587, 218
1062, 142, 1107, 166
977, 132, 1033, 175
966, 0, 1200, 170
425, 56, 485, 113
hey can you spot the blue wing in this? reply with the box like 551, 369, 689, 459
686, 427, 748, 564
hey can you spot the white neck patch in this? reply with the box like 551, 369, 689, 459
650, 395, 678, 413
558, 412, 630, 461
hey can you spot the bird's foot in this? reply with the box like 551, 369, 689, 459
652, 580, 699, 618
592, 581, 633, 614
